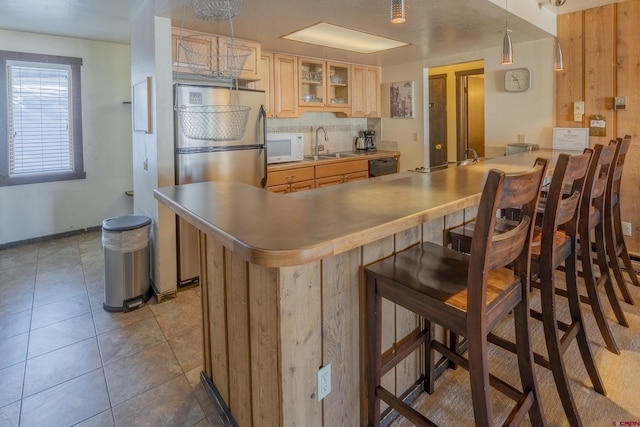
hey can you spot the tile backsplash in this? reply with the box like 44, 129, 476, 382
267, 112, 378, 155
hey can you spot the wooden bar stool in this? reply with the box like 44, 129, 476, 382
575, 142, 627, 355
488, 151, 606, 427
605, 136, 639, 302
449, 151, 606, 426
365, 160, 548, 426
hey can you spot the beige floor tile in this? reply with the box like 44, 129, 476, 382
0, 333, 28, 370
97, 316, 165, 365
104, 341, 183, 406
0, 244, 38, 272
28, 313, 96, 358
20, 368, 110, 427
74, 409, 115, 427
0, 400, 20, 427
30, 293, 91, 330
0, 362, 24, 408
0, 309, 31, 340
168, 325, 203, 373
23, 337, 102, 397
112, 374, 205, 427
92, 304, 154, 335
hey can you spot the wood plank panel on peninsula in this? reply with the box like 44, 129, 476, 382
154, 149, 569, 427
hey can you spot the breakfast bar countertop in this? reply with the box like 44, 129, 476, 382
154, 149, 570, 267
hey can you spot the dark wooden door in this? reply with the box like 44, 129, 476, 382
429, 74, 447, 168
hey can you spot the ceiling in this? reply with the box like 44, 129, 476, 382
0, 0, 625, 67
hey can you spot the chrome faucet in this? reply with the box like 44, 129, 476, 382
314, 126, 328, 160
457, 148, 479, 167
463, 148, 479, 163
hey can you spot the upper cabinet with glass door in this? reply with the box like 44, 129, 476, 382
298, 57, 350, 113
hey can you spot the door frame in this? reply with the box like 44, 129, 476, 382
455, 68, 484, 160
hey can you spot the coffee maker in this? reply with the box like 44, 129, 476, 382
360, 130, 376, 151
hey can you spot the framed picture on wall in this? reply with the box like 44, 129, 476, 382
390, 81, 414, 118
133, 77, 152, 134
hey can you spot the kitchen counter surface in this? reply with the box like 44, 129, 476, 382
154, 149, 569, 267
267, 149, 400, 171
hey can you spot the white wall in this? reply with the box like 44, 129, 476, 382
380, 37, 557, 172
130, 7, 177, 298
0, 30, 133, 245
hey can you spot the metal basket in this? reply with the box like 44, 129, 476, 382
191, 0, 242, 20
178, 36, 250, 79
176, 105, 251, 141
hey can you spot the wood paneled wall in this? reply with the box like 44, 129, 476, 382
556, 0, 640, 252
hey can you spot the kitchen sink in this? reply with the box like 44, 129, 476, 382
303, 152, 368, 161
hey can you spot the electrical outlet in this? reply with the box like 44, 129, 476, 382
413, 132, 418, 142
622, 221, 632, 237
317, 363, 331, 401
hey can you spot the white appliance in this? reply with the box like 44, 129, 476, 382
505, 143, 540, 155
266, 133, 304, 164
174, 83, 266, 285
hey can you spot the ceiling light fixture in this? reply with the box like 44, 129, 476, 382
502, 0, 513, 65
390, 0, 406, 24
550, 0, 566, 71
282, 22, 409, 54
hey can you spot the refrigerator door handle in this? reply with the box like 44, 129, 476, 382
259, 104, 267, 188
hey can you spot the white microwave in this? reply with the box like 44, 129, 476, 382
266, 133, 305, 164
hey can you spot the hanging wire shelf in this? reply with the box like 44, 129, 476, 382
178, 36, 250, 79
176, 104, 251, 141
191, 0, 242, 20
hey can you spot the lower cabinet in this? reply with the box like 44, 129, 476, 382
266, 166, 315, 193
314, 160, 369, 188
267, 159, 370, 193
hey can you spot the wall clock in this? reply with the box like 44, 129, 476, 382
504, 68, 532, 92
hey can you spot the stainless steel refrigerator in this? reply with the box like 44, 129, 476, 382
174, 83, 266, 285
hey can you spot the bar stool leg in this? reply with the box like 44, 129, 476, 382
579, 229, 620, 355
467, 324, 494, 427
564, 250, 606, 395
366, 275, 382, 427
512, 297, 546, 426
594, 221, 628, 327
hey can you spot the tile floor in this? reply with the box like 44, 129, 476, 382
0, 231, 230, 427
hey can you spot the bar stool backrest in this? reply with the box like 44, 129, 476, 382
468, 158, 548, 311
545, 150, 593, 240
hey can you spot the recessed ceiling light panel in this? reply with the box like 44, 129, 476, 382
282, 22, 409, 54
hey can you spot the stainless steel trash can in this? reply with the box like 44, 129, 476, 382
102, 215, 152, 312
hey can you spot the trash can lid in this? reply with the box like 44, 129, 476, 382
102, 215, 152, 231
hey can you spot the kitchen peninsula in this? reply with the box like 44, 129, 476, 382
154, 149, 569, 427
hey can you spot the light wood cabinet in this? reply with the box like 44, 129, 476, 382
248, 52, 274, 117
217, 36, 261, 81
171, 27, 260, 81
315, 160, 369, 188
298, 57, 351, 114
266, 166, 314, 193
352, 65, 381, 118
267, 159, 372, 193
273, 53, 299, 118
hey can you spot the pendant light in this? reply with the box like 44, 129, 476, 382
502, 0, 513, 65
550, 0, 566, 71
554, 41, 564, 71
390, 0, 406, 24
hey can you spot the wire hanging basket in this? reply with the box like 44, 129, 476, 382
178, 35, 250, 80
191, 0, 242, 20
176, 104, 251, 141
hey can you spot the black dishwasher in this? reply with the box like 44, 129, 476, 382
369, 157, 398, 177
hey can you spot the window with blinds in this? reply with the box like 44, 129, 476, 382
8, 64, 73, 175
1, 51, 85, 186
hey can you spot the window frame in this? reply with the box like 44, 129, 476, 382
0, 50, 85, 186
